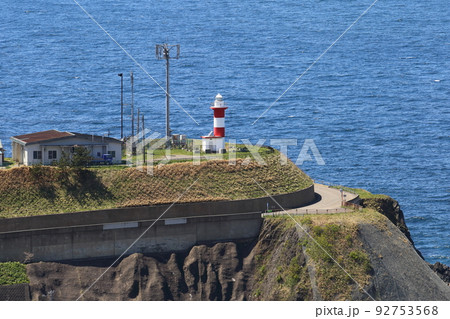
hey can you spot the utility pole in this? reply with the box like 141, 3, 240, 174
118, 73, 124, 139
142, 113, 146, 164
142, 114, 145, 137
137, 108, 140, 137
130, 71, 135, 137
156, 43, 180, 142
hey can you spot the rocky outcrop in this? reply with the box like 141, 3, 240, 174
358, 222, 450, 300
25, 220, 313, 301
359, 195, 450, 284
429, 262, 450, 285
359, 196, 425, 259
359, 197, 412, 243
26, 242, 257, 301
25, 216, 450, 301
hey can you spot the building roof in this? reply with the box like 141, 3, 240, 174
11, 130, 74, 145
11, 130, 122, 145
70, 132, 122, 144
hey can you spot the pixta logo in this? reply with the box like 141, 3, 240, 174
126, 130, 325, 175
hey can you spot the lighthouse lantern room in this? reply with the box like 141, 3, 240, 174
202, 93, 228, 153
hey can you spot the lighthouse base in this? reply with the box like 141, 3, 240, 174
202, 137, 225, 153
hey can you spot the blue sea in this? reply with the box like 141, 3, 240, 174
0, 0, 448, 264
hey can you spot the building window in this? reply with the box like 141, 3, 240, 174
108, 151, 116, 158
33, 151, 42, 160
48, 150, 57, 160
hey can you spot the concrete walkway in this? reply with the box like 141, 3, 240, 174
264, 183, 360, 217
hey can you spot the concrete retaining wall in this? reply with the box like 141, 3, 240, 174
0, 185, 314, 262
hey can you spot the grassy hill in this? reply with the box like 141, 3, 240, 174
0, 151, 312, 218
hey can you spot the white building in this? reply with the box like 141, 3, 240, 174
11, 130, 122, 166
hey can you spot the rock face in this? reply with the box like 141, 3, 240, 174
26, 215, 450, 301
359, 196, 450, 280
24, 194, 450, 301
26, 242, 257, 301
358, 222, 450, 300
25, 220, 314, 301
429, 262, 450, 285
359, 197, 413, 245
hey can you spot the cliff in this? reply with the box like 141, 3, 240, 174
24, 206, 450, 301
358, 194, 450, 283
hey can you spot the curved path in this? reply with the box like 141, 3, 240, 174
303, 183, 358, 210
266, 183, 359, 216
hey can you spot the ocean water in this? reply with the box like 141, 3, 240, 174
0, 0, 448, 264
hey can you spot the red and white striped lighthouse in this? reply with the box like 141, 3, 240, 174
212, 93, 228, 137
202, 93, 228, 153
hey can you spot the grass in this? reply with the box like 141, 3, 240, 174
0, 150, 312, 218
264, 209, 388, 300
130, 142, 279, 162
0, 262, 29, 286
0, 158, 15, 169
299, 217, 373, 300
331, 186, 390, 199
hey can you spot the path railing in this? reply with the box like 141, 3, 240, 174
313, 179, 360, 196
261, 180, 364, 218
262, 206, 363, 217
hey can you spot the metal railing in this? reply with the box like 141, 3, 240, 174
262, 206, 363, 217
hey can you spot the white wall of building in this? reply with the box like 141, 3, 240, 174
13, 137, 122, 166
202, 138, 225, 153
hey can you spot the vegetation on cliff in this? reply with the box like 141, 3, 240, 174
0, 262, 29, 286
251, 211, 383, 300
0, 150, 312, 218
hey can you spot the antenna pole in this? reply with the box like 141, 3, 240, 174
166, 56, 170, 140
142, 114, 145, 164
130, 71, 134, 137
156, 43, 180, 143
137, 108, 140, 136
118, 73, 124, 139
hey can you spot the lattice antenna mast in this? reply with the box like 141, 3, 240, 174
156, 43, 180, 141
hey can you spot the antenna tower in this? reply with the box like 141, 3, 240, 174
156, 43, 180, 141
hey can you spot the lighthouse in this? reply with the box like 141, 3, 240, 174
202, 93, 228, 153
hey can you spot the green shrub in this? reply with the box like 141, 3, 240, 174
349, 250, 366, 263
324, 224, 340, 236
300, 216, 313, 226
0, 262, 29, 286
71, 146, 92, 167
259, 265, 267, 277
349, 250, 372, 274
29, 163, 45, 180
312, 225, 323, 236
276, 274, 283, 283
